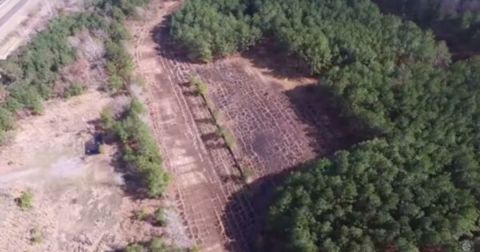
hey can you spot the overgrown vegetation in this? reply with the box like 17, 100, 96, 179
173, 0, 480, 251
102, 99, 169, 197
0, 0, 168, 200
154, 208, 167, 227
189, 76, 237, 151
216, 126, 237, 150
0, 13, 105, 140
65, 82, 85, 97
0, 0, 150, 140
124, 238, 195, 252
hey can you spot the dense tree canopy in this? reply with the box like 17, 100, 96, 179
173, 0, 480, 251
375, 0, 480, 52
171, 0, 260, 61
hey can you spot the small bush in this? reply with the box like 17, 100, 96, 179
109, 74, 124, 92
105, 100, 169, 197
212, 110, 224, 124
149, 238, 168, 252
100, 107, 115, 130
154, 208, 167, 226
189, 246, 201, 252
217, 127, 237, 150
0, 106, 14, 131
125, 243, 145, 252
190, 76, 208, 97
18, 190, 33, 210
241, 167, 255, 184
0, 130, 6, 145
135, 207, 149, 221
66, 82, 85, 97
30, 227, 43, 244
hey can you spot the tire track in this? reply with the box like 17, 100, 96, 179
130, 1, 252, 251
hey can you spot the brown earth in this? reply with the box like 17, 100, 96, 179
129, 0, 363, 251
0, 91, 129, 251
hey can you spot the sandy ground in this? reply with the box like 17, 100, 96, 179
0, 91, 133, 251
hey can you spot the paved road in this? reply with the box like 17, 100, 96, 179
0, 0, 52, 59
0, 0, 29, 29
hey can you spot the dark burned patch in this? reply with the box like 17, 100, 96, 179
252, 131, 273, 157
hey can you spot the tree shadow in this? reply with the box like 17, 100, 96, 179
284, 84, 368, 156
150, 15, 203, 64
241, 37, 316, 80
222, 161, 315, 252
194, 117, 214, 126
372, 0, 480, 61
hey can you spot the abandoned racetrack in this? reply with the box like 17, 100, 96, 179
129, 0, 362, 251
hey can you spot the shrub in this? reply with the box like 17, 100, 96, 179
189, 76, 208, 97
101, 107, 115, 130
189, 246, 201, 252
18, 190, 33, 210
241, 167, 254, 184
154, 208, 166, 226
66, 82, 85, 97
125, 243, 145, 252
105, 100, 169, 197
217, 127, 237, 150
135, 207, 149, 221
109, 74, 124, 92
0, 106, 14, 131
30, 227, 43, 244
149, 238, 168, 252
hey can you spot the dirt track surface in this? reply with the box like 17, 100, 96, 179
131, 2, 239, 251
130, 1, 362, 251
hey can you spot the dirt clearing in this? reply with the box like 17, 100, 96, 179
0, 91, 128, 251
129, 0, 362, 251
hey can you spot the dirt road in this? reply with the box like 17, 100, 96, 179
130, 1, 254, 251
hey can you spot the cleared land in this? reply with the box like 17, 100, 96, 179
0, 91, 127, 251
0, 26, 187, 251
130, 0, 362, 251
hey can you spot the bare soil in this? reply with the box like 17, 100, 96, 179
129, 1, 363, 251
0, 91, 128, 251
0, 26, 186, 251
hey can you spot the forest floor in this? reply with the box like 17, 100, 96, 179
129, 0, 362, 251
